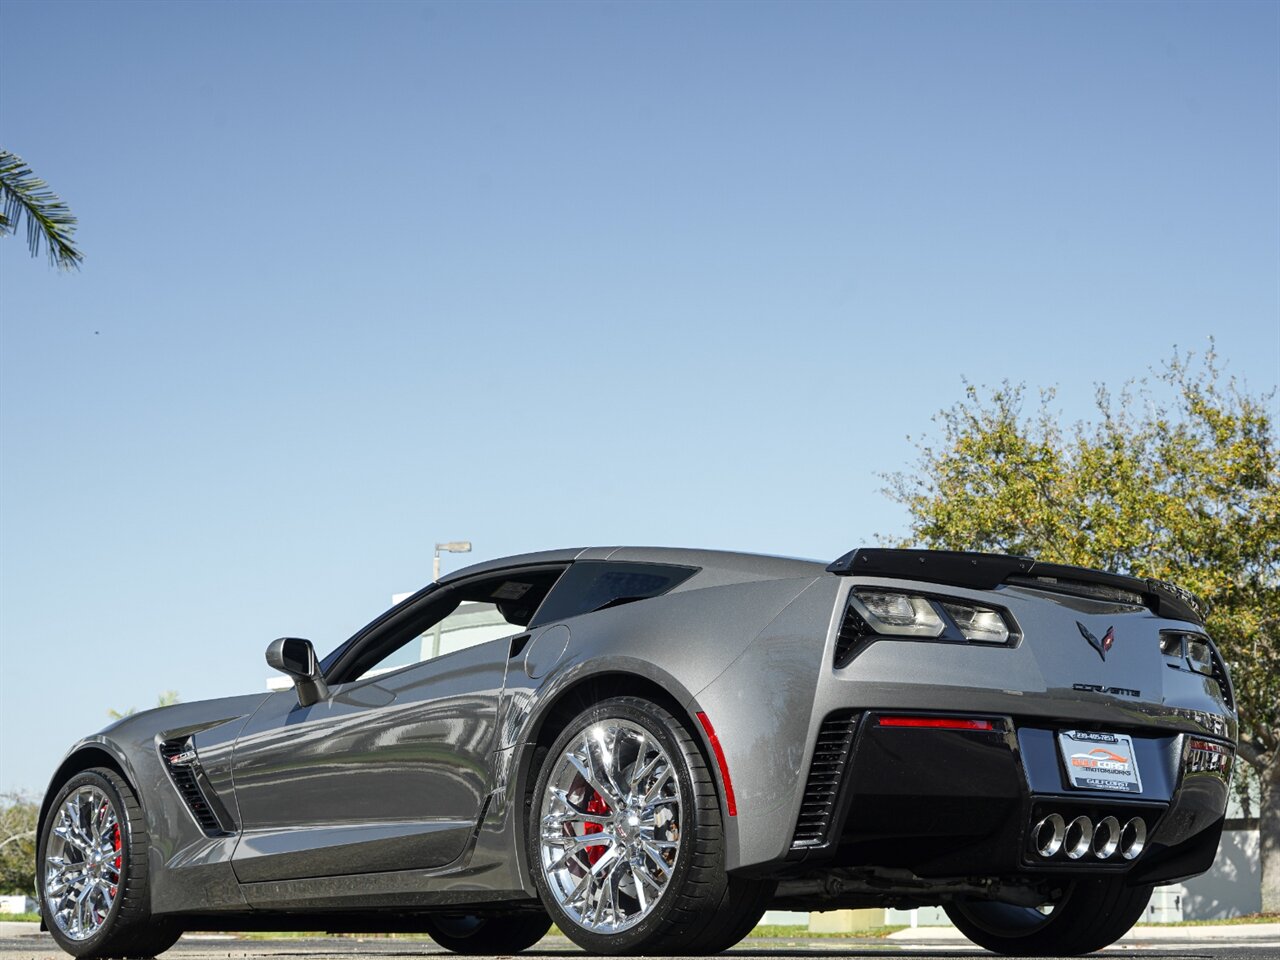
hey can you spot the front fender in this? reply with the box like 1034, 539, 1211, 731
40, 735, 142, 836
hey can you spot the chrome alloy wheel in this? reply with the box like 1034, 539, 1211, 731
44, 786, 123, 941
538, 719, 682, 934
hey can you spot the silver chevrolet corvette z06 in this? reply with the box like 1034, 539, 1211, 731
37, 547, 1236, 957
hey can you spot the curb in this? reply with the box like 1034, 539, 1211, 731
887, 922, 1280, 942
1122, 922, 1280, 940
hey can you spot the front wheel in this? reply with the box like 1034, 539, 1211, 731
944, 878, 1153, 956
39, 768, 182, 959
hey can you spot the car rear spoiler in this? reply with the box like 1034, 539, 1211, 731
827, 548, 1206, 625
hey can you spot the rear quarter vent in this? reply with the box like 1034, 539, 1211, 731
791, 711, 858, 849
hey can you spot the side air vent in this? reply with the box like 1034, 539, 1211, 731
834, 606, 872, 668
1161, 631, 1236, 713
1210, 649, 1235, 712
159, 738, 231, 836
791, 712, 859, 849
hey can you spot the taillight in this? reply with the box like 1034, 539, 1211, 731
847, 589, 1017, 645
1185, 638, 1214, 676
855, 591, 945, 636
939, 601, 1012, 643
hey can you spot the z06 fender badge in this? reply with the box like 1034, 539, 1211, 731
1077, 622, 1115, 661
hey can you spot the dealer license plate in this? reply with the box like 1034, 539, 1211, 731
1057, 730, 1143, 793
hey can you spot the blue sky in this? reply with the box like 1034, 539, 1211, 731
1, 0, 1276, 793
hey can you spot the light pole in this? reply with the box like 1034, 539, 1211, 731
429, 541, 471, 659
433, 541, 472, 582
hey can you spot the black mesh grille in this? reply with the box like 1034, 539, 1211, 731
791, 712, 858, 848
834, 605, 871, 668
159, 739, 224, 835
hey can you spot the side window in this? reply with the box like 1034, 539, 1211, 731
332, 565, 568, 684
355, 601, 521, 681
529, 561, 697, 627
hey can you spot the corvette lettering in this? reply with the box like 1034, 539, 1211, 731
1073, 682, 1141, 697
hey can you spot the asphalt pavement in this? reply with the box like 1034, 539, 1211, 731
2, 926, 1280, 960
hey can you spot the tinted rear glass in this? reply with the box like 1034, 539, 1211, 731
529, 561, 697, 626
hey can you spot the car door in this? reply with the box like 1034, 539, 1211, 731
227, 567, 563, 884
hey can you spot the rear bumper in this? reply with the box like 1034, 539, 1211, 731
689, 574, 1236, 874
780, 711, 1231, 886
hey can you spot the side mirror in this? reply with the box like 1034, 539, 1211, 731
266, 637, 329, 708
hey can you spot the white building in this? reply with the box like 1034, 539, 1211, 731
0, 895, 36, 915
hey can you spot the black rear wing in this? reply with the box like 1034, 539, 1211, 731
827, 548, 1206, 625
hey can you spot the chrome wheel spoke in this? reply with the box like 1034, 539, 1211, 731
539, 718, 682, 935
565, 846, 616, 913
641, 841, 673, 878
600, 727, 630, 801
626, 734, 648, 791
45, 866, 85, 897
91, 802, 111, 841
546, 844, 593, 874
630, 752, 659, 793
53, 823, 89, 853
543, 806, 611, 829
75, 887, 90, 938
568, 750, 620, 809
635, 862, 662, 892
641, 766, 673, 806
601, 855, 624, 926
543, 830, 615, 848
640, 835, 678, 849
629, 864, 649, 912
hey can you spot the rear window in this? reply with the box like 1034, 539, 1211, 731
529, 561, 697, 627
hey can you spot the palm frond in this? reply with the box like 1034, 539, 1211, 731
0, 149, 82, 269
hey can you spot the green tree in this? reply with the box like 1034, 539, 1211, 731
0, 149, 82, 269
0, 792, 38, 898
886, 345, 1279, 911
108, 690, 181, 721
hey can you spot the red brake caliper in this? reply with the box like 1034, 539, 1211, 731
581, 791, 610, 865
111, 824, 121, 897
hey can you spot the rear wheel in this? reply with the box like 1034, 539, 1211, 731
421, 912, 551, 954
527, 696, 770, 955
39, 768, 182, 959
944, 878, 1153, 956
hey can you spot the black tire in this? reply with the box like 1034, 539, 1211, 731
38, 768, 182, 959
944, 878, 1153, 956
682, 877, 776, 953
526, 696, 769, 955
421, 912, 552, 954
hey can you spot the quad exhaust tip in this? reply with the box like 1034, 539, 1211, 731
1121, 817, 1147, 860
1092, 816, 1120, 859
1032, 813, 1065, 858
1064, 816, 1093, 859
1032, 814, 1146, 861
